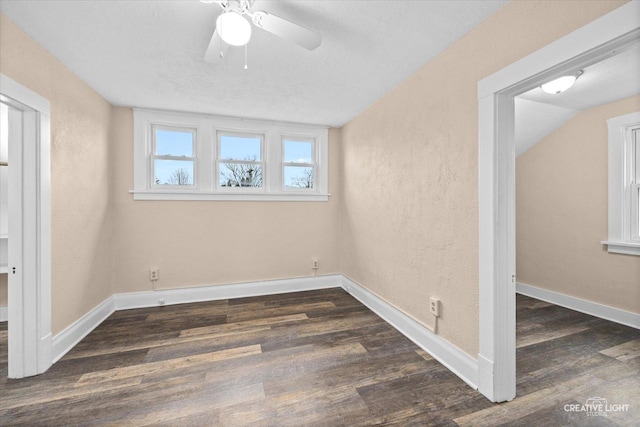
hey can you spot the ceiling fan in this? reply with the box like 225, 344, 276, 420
201, 0, 322, 64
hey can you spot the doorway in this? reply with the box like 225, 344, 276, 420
0, 73, 52, 378
477, 2, 640, 402
513, 39, 640, 402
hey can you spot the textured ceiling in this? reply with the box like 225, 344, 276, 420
0, 0, 507, 127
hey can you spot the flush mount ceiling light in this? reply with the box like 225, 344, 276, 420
541, 70, 584, 94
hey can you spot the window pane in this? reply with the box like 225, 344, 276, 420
284, 166, 314, 189
284, 140, 313, 163
154, 159, 194, 185
155, 129, 193, 157
219, 162, 263, 188
220, 134, 261, 161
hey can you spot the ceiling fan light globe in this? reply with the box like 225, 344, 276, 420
541, 75, 577, 94
217, 11, 252, 46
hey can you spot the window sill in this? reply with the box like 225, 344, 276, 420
130, 190, 330, 202
601, 241, 640, 256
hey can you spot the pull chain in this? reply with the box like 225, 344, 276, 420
244, 44, 248, 70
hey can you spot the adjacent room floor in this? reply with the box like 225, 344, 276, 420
0, 289, 638, 425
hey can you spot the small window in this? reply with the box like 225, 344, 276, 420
283, 138, 315, 190
604, 112, 640, 255
218, 132, 264, 189
152, 126, 196, 187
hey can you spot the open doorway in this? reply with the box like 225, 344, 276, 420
513, 40, 640, 402
0, 73, 52, 378
477, 2, 640, 403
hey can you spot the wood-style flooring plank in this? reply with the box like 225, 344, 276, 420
599, 338, 640, 361
76, 344, 261, 386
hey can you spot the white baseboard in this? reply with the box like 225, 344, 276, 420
0, 305, 7, 322
517, 282, 640, 329
51, 296, 115, 363
114, 274, 342, 310
341, 276, 479, 390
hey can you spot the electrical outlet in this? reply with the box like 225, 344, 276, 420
430, 297, 440, 317
149, 266, 159, 281
312, 258, 319, 269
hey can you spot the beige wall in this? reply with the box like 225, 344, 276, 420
339, 0, 628, 357
111, 108, 341, 293
517, 95, 640, 313
0, 14, 114, 334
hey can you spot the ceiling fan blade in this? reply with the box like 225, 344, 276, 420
251, 11, 321, 50
204, 28, 229, 63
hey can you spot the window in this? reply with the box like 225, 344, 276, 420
603, 111, 640, 255
133, 109, 328, 201
218, 132, 264, 189
152, 126, 196, 187
283, 137, 315, 190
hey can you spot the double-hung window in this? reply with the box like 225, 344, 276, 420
283, 137, 316, 190
218, 132, 264, 189
603, 111, 640, 255
133, 109, 328, 201
152, 126, 196, 188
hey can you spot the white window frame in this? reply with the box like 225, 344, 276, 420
132, 109, 329, 201
151, 124, 197, 189
282, 135, 317, 192
603, 111, 640, 256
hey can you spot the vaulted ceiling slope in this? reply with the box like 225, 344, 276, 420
0, 0, 507, 127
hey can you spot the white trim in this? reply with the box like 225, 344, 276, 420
0, 306, 7, 322
0, 73, 52, 378
478, 2, 640, 403
114, 275, 342, 310
341, 276, 479, 391
517, 282, 640, 330
130, 190, 330, 202
605, 111, 640, 254
133, 109, 329, 200
601, 241, 640, 256
51, 296, 115, 363
0, 75, 50, 114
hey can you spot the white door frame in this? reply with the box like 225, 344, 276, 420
0, 73, 52, 378
477, 2, 640, 402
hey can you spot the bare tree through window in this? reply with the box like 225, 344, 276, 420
290, 168, 313, 188
167, 168, 192, 185
220, 156, 262, 187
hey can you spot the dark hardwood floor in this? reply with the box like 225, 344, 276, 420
0, 289, 638, 425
